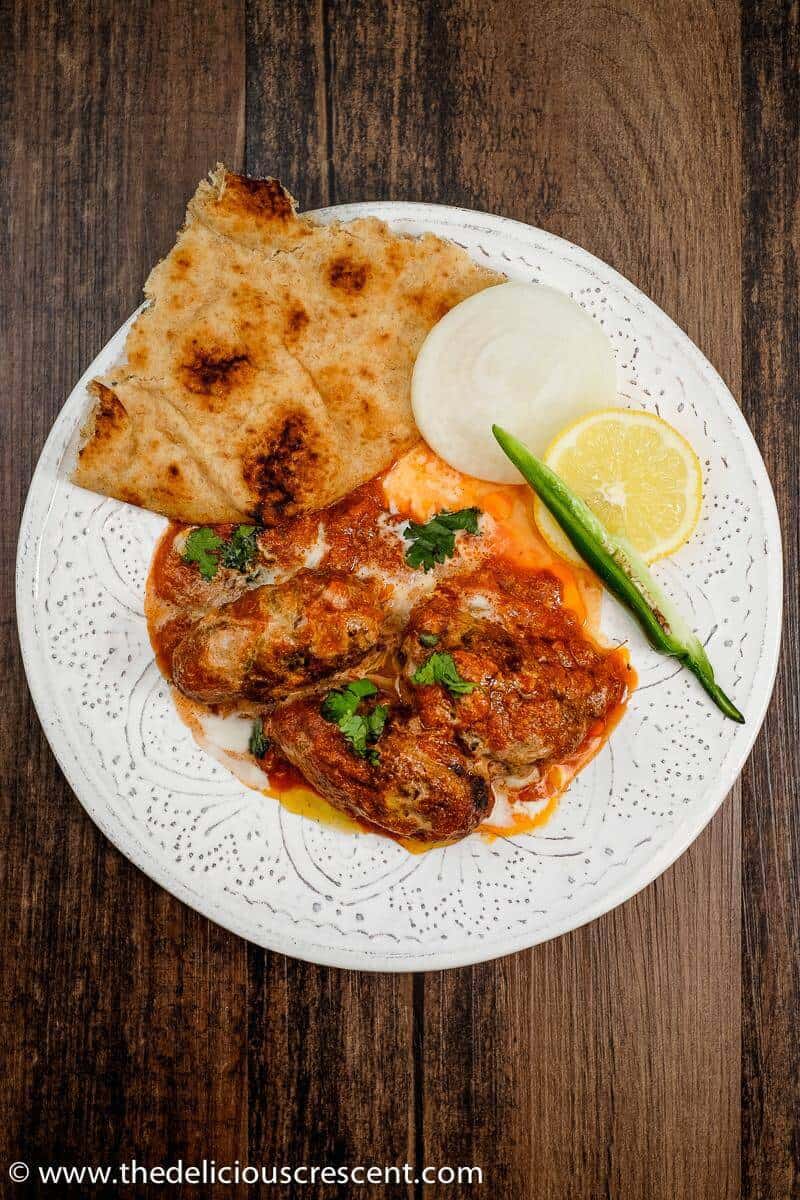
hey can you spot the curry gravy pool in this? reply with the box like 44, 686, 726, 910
146, 444, 634, 848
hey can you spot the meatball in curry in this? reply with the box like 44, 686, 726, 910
400, 565, 628, 782
171, 569, 388, 705
269, 692, 492, 842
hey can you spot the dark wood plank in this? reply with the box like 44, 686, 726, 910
246, 0, 330, 209
326, 3, 742, 1197
248, 956, 415, 1191
0, 2, 247, 1195
741, 3, 800, 1198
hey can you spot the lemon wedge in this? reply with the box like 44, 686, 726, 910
534, 409, 703, 565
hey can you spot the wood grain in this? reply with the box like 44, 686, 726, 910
0, 1, 795, 1197
741, 3, 800, 1198
246, 0, 330, 208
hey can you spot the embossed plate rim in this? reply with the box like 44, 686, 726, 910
17, 201, 783, 970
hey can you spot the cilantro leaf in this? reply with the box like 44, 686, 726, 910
346, 679, 379, 700
321, 690, 358, 723
183, 523, 262, 580
320, 679, 378, 724
418, 631, 440, 647
338, 712, 369, 757
434, 508, 481, 533
402, 507, 481, 572
183, 527, 224, 580
411, 651, 477, 696
248, 718, 270, 759
320, 681, 386, 762
366, 704, 388, 740
219, 525, 260, 573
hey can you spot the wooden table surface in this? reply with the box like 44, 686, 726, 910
1, 2, 797, 1197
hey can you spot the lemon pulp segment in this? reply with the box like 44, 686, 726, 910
534, 408, 703, 565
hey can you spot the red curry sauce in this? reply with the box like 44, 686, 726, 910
146, 445, 635, 845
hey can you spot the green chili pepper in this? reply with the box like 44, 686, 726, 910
492, 425, 744, 723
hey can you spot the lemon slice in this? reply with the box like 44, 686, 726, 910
534, 409, 703, 565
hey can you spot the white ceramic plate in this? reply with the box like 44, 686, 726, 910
17, 203, 782, 971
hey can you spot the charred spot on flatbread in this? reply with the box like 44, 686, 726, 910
171, 251, 193, 277
407, 288, 456, 325
79, 381, 127, 448
328, 256, 369, 294
179, 341, 253, 398
243, 415, 321, 524
186, 165, 305, 254
285, 305, 310, 337
217, 173, 296, 223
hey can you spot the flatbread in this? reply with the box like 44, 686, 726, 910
73, 166, 503, 524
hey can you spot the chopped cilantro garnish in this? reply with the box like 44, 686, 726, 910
411, 651, 476, 696
183, 527, 224, 580
219, 525, 260, 573
402, 507, 481, 572
338, 712, 370, 758
366, 705, 388, 740
320, 680, 387, 763
183, 524, 262, 580
320, 679, 377, 723
248, 718, 270, 759
418, 631, 440, 647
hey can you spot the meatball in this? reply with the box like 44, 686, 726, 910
400, 564, 629, 779
171, 570, 388, 705
269, 692, 492, 841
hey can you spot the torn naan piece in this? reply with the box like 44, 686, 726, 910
73, 166, 503, 524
